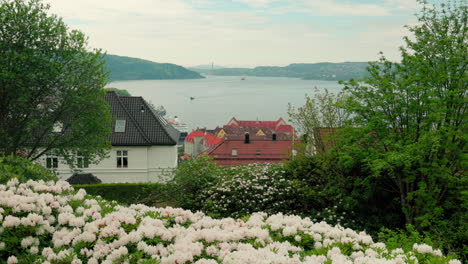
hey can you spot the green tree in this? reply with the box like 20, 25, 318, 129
288, 88, 350, 154
105, 88, 132, 97
0, 154, 58, 184
172, 155, 220, 210
0, 0, 112, 166
340, 0, 467, 228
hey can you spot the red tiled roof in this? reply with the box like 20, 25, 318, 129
276, 125, 293, 133
215, 159, 284, 166
225, 117, 293, 133
237, 121, 278, 129
205, 134, 222, 145
185, 131, 206, 143
207, 139, 292, 166
185, 130, 223, 147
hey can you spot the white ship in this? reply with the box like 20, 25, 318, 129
167, 116, 189, 144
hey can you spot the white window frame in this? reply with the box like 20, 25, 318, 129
116, 150, 128, 168
76, 153, 89, 168
46, 155, 58, 169
231, 148, 238, 157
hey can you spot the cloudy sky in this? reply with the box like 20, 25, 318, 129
44, 0, 421, 67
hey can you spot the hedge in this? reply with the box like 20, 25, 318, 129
73, 183, 175, 206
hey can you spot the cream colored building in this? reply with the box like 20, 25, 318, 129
39, 92, 180, 183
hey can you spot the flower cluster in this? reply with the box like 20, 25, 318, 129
0, 179, 460, 263
200, 163, 299, 217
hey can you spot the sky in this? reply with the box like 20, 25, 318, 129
44, 0, 422, 68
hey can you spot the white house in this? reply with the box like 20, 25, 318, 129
39, 91, 180, 183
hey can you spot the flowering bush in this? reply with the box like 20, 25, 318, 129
200, 163, 299, 218
0, 179, 461, 264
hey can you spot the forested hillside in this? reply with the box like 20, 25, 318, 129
105, 54, 204, 81
191, 62, 369, 80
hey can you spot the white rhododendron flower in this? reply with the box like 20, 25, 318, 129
0, 179, 461, 264
7, 255, 18, 264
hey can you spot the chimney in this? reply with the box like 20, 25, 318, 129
244, 132, 250, 144
272, 133, 277, 141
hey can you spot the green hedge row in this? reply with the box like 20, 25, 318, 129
73, 183, 175, 206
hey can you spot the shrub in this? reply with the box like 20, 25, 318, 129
66, 173, 102, 184
285, 153, 404, 233
75, 183, 170, 206
0, 154, 57, 184
379, 225, 436, 254
0, 179, 461, 264
172, 155, 220, 210
200, 163, 300, 218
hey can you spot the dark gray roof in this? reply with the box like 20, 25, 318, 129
105, 92, 179, 146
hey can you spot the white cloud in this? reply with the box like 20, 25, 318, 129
385, 0, 421, 10
45, 0, 192, 22
262, 0, 422, 17
302, 0, 391, 17
39, 0, 417, 66
232, 0, 277, 8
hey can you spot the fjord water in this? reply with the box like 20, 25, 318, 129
109, 75, 343, 130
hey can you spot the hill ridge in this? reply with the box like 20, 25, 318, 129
105, 54, 204, 81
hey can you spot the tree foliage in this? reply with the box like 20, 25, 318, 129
288, 0, 466, 259
171, 155, 220, 210
0, 0, 112, 165
340, 0, 467, 229
288, 88, 350, 154
105, 88, 132, 97
0, 154, 57, 184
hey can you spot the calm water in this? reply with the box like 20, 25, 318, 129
109, 76, 343, 130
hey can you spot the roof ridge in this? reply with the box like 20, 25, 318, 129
141, 98, 178, 145
114, 93, 152, 144
206, 140, 225, 155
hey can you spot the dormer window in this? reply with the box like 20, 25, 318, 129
244, 132, 250, 144
115, 120, 126, 132
256, 150, 261, 155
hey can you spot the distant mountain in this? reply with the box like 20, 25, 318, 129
105, 55, 204, 81
189, 64, 225, 70
191, 62, 370, 81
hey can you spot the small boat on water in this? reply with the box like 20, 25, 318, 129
241, 77, 246, 80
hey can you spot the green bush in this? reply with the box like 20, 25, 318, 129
379, 225, 435, 254
285, 153, 405, 232
74, 183, 171, 206
171, 155, 220, 210
0, 154, 57, 184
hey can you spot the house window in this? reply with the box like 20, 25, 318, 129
46, 155, 58, 169
115, 120, 126, 132
256, 150, 261, 155
231, 148, 238, 157
116, 150, 128, 168
77, 153, 89, 168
